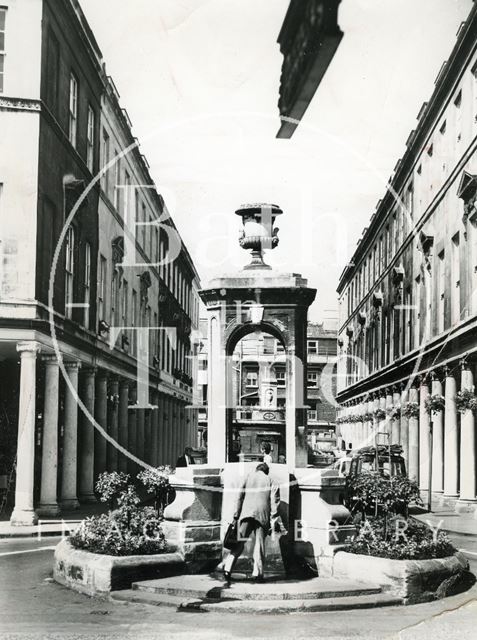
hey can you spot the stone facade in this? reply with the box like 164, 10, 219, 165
0, 0, 200, 525
336, 4, 477, 511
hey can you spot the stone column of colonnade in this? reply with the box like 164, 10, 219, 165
408, 385, 419, 483
107, 377, 119, 472
136, 406, 145, 468
162, 397, 170, 465
150, 391, 159, 467
391, 387, 400, 444
378, 394, 386, 442
118, 379, 129, 474
366, 398, 374, 445
38, 356, 61, 517
127, 385, 137, 475
10, 342, 41, 526
156, 393, 165, 465
60, 361, 81, 510
456, 363, 477, 511
430, 373, 444, 496
94, 371, 108, 482
385, 388, 393, 440
78, 367, 97, 503
443, 368, 459, 501
144, 408, 151, 466
372, 395, 379, 448
400, 385, 409, 464
418, 377, 430, 493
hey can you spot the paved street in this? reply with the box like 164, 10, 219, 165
0, 534, 476, 640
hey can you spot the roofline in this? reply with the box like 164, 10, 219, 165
337, 2, 477, 295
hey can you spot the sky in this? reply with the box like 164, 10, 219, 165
81, 0, 473, 321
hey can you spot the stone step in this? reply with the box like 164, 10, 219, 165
131, 574, 382, 601
111, 589, 402, 613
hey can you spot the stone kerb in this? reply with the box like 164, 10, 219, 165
220, 462, 291, 575
162, 466, 223, 573
53, 539, 184, 597
332, 550, 470, 603
292, 468, 356, 577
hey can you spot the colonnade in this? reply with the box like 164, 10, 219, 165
336, 362, 476, 512
10, 342, 194, 526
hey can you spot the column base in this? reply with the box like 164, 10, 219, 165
60, 498, 80, 511
78, 492, 97, 504
37, 503, 61, 517
10, 508, 38, 526
455, 498, 477, 514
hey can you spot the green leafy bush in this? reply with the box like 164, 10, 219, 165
70, 506, 166, 556
347, 516, 456, 560
347, 471, 422, 517
95, 471, 130, 507
137, 466, 174, 514
70, 474, 168, 556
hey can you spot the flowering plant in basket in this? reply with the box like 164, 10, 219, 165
425, 393, 445, 415
455, 389, 477, 413
401, 401, 420, 419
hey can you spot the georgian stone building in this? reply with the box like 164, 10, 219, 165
336, 4, 477, 511
0, 0, 200, 525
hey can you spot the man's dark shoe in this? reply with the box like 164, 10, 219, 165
223, 569, 232, 587
252, 575, 264, 584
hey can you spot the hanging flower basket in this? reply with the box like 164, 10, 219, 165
386, 404, 401, 420
455, 389, 477, 413
373, 408, 386, 421
401, 401, 420, 419
425, 394, 445, 415
362, 412, 374, 422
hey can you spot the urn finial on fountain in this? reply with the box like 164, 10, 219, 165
236, 203, 283, 270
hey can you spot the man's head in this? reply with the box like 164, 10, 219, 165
261, 441, 271, 455
256, 462, 269, 475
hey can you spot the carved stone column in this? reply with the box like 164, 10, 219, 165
443, 368, 459, 500
136, 407, 145, 467
456, 363, 477, 511
391, 387, 400, 444
94, 371, 108, 482
408, 385, 419, 482
78, 367, 96, 503
150, 392, 159, 467
118, 379, 129, 474
430, 373, 444, 495
127, 385, 138, 475
10, 342, 41, 526
38, 356, 61, 517
107, 377, 119, 472
419, 378, 430, 492
60, 361, 81, 510
400, 385, 409, 464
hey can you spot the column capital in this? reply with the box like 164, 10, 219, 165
65, 360, 82, 371
17, 341, 41, 357
81, 365, 97, 376
460, 356, 470, 371
42, 355, 59, 366
119, 378, 130, 390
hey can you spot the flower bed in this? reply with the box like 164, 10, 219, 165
54, 539, 184, 596
69, 470, 173, 557
333, 549, 470, 603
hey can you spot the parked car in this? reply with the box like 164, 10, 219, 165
331, 456, 352, 477
347, 444, 407, 480
307, 448, 335, 467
